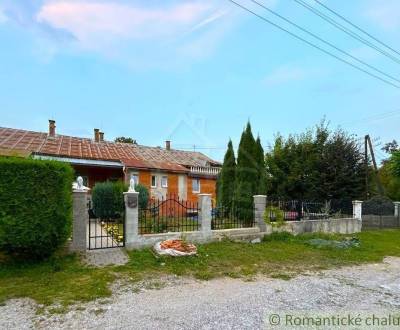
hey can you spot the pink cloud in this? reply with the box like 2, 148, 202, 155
37, 1, 213, 43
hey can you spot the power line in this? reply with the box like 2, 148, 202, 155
294, 0, 400, 65
249, 0, 400, 84
227, 0, 400, 88
313, 0, 400, 58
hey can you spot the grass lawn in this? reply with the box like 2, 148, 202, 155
1, 229, 400, 311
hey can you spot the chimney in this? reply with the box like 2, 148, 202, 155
99, 132, 104, 142
48, 120, 56, 137
165, 140, 171, 150
94, 128, 100, 142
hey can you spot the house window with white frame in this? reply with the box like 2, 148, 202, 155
151, 175, 157, 188
161, 175, 168, 188
192, 178, 201, 193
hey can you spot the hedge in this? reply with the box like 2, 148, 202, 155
0, 157, 73, 259
92, 181, 149, 219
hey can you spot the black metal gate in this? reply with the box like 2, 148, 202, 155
139, 196, 199, 234
88, 208, 125, 250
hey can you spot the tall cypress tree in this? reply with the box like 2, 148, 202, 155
217, 140, 236, 209
234, 122, 258, 220
255, 136, 267, 194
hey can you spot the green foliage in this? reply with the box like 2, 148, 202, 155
379, 161, 400, 201
0, 157, 73, 259
255, 136, 267, 194
265, 121, 365, 200
263, 206, 284, 226
135, 184, 149, 209
233, 122, 260, 220
92, 181, 149, 218
114, 137, 135, 144
362, 196, 394, 216
390, 151, 400, 178
92, 182, 122, 219
217, 140, 236, 209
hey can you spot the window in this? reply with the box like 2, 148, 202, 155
161, 176, 168, 188
151, 175, 157, 188
192, 179, 200, 193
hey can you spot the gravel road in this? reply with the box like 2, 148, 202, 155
2, 257, 400, 329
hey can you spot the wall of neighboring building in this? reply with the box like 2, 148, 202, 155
187, 177, 217, 204
73, 165, 124, 189
125, 168, 217, 203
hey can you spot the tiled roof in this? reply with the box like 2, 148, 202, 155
0, 127, 220, 171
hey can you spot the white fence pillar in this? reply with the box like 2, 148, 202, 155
198, 194, 212, 237
394, 202, 400, 217
71, 189, 89, 252
352, 200, 363, 220
124, 191, 139, 249
254, 195, 267, 232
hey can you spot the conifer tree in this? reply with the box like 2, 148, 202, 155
217, 140, 236, 209
234, 122, 258, 220
255, 136, 267, 194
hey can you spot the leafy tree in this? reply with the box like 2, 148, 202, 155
217, 140, 236, 209
115, 137, 135, 144
379, 161, 400, 201
382, 140, 399, 154
390, 151, 400, 178
233, 122, 258, 220
265, 122, 365, 201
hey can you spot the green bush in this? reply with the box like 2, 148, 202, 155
135, 183, 149, 209
362, 196, 394, 216
92, 181, 149, 218
0, 157, 73, 259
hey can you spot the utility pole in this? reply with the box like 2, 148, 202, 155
365, 135, 384, 196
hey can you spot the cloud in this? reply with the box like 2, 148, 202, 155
36, 1, 217, 47
263, 65, 307, 86
364, 0, 400, 30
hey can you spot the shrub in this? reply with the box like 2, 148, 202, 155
362, 196, 394, 216
135, 184, 149, 209
0, 157, 73, 259
92, 181, 149, 218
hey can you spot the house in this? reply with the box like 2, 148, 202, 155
0, 120, 221, 203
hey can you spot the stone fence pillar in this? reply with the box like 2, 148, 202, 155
71, 188, 89, 252
198, 194, 212, 236
124, 191, 139, 249
254, 195, 267, 232
394, 202, 400, 217
352, 200, 363, 220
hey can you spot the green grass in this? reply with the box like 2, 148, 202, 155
1, 229, 400, 311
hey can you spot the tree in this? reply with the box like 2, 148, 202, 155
233, 122, 258, 220
390, 151, 400, 178
217, 140, 236, 209
382, 140, 399, 154
255, 136, 267, 194
265, 122, 365, 201
115, 137, 135, 144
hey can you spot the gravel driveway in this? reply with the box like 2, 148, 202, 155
2, 257, 400, 329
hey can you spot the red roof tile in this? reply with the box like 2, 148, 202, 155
0, 127, 220, 171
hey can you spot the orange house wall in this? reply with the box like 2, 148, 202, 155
187, 177, 217, 204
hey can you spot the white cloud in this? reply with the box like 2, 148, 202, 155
364, 0, 400, 30
37, 1, 214, 45
263, 65, 307, 86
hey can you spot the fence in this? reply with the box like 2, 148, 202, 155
71, 182, 365, 251
362, 201, 400, 229
139, 197, 200, 234
265, 199, 354, 222
211, 203, 255, 230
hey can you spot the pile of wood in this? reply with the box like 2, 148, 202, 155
160, 239, 197, 253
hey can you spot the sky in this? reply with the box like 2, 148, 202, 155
0, 0, 399, 163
